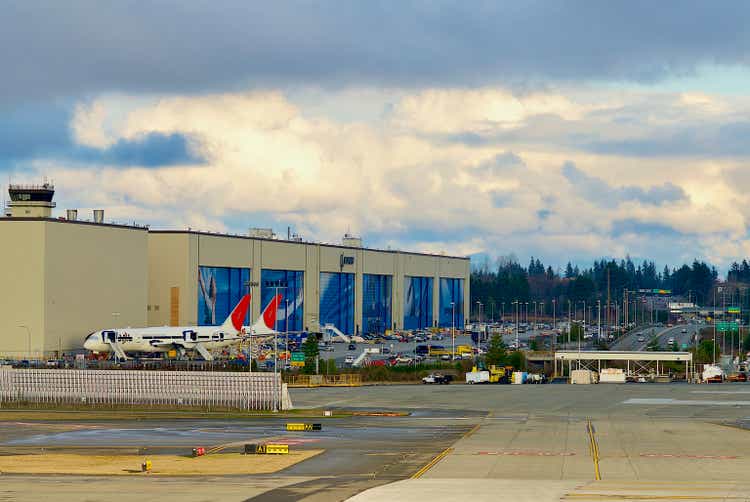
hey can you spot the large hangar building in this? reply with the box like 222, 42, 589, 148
0, 185, 469, 357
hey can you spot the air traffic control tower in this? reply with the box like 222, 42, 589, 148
5, 182, 56, 217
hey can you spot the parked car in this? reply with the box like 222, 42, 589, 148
348, 343, 356, 351
344, 355, 355, 364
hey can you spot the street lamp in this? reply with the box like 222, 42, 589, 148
552, 299, 557, 352
450, 301, 456, 360
285, 299, 290, 373
244, 280, 259, 372
272, 285, 287, 413
513, 300, 520, 350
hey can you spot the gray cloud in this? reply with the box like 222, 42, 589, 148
585, 122, 750, 158
610, 218, 684, 239
562, 162, 687, 207
0, 100, 203, 171
3, 1, 750, 103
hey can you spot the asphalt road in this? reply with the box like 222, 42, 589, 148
610, 324, 699, 351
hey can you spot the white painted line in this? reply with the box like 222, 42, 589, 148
691, 390, 750, 395
624, 398, 750, 406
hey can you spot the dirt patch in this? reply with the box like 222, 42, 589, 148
0, 451, 323, 476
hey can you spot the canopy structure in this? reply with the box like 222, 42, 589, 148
554, 351, 693, 380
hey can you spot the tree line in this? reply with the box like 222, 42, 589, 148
470, 254, 720, 317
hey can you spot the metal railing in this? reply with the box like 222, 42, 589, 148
0, 368, 290, 411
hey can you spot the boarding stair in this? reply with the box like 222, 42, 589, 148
107, 341, 128, 360
323, 324, 351, 343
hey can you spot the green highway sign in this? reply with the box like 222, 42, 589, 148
291, 352, 305, 362
716, 321, 739, 332
727, 307, 741, 314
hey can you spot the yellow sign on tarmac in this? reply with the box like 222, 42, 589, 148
286, 423, 322, 431
257, 444, 289, 454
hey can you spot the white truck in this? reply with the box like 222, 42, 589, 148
466, 370, 491, 384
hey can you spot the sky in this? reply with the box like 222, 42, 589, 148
3, 1, 750, 272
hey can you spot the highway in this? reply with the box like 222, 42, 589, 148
610, 323, 699, 351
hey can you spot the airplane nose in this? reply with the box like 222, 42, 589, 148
83, 334, 96, 350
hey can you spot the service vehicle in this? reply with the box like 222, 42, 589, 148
428, 345, 450, 357
422, 373, 453, 384
465, 364, 510, 384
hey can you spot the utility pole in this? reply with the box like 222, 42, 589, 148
606, 268, 611, 334
552, 299, 557, 352
568, 300, 572, 345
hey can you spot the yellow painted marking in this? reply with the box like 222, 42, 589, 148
462, 423, 480, 439
411, 447, 453, 479
586, 418, 601, 481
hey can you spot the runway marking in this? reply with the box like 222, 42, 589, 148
639, 453, 738, 460
691, 390, 750, 394
476, 450, 576, 456
565, 494, 746, 500
462, 423, 480, 438
623, 398, 750, 406
411, 447, 453, 478
586, 418, 601, 481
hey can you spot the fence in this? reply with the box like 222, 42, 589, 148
285, 373, 361, 387
0, 369, 292, 411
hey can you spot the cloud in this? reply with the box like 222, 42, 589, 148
610, 219, 683, 239
73, 133, 204, 167
0, 102, 71, 163
585, 121, 750, 158
561, 162, 687, 208
4, 2, 750, 103
8, 84, 750, 272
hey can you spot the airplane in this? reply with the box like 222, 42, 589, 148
84, 294, 282, 361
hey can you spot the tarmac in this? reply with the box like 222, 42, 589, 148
5, 383, 750, 500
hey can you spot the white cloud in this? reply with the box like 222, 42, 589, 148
46, 84, 750, 269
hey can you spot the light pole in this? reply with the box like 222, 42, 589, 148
552, 299, 557, 351
244, 280, 259, 372
524, 302, 529, 325
597, 300, 601, 342
514, 300, 520, 350
285, 299, 290, 373
568, 300, 572, 345
18, 325, 31, 359
272, 285, 286, 413
451, 301, 455, 360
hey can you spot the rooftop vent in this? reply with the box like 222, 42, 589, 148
342, 233, 363, 248
93, 209, 104, 223
249, 227, 275, 239
66, 209, 78, 221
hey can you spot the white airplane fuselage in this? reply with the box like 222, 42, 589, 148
83, 325, 243, 355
